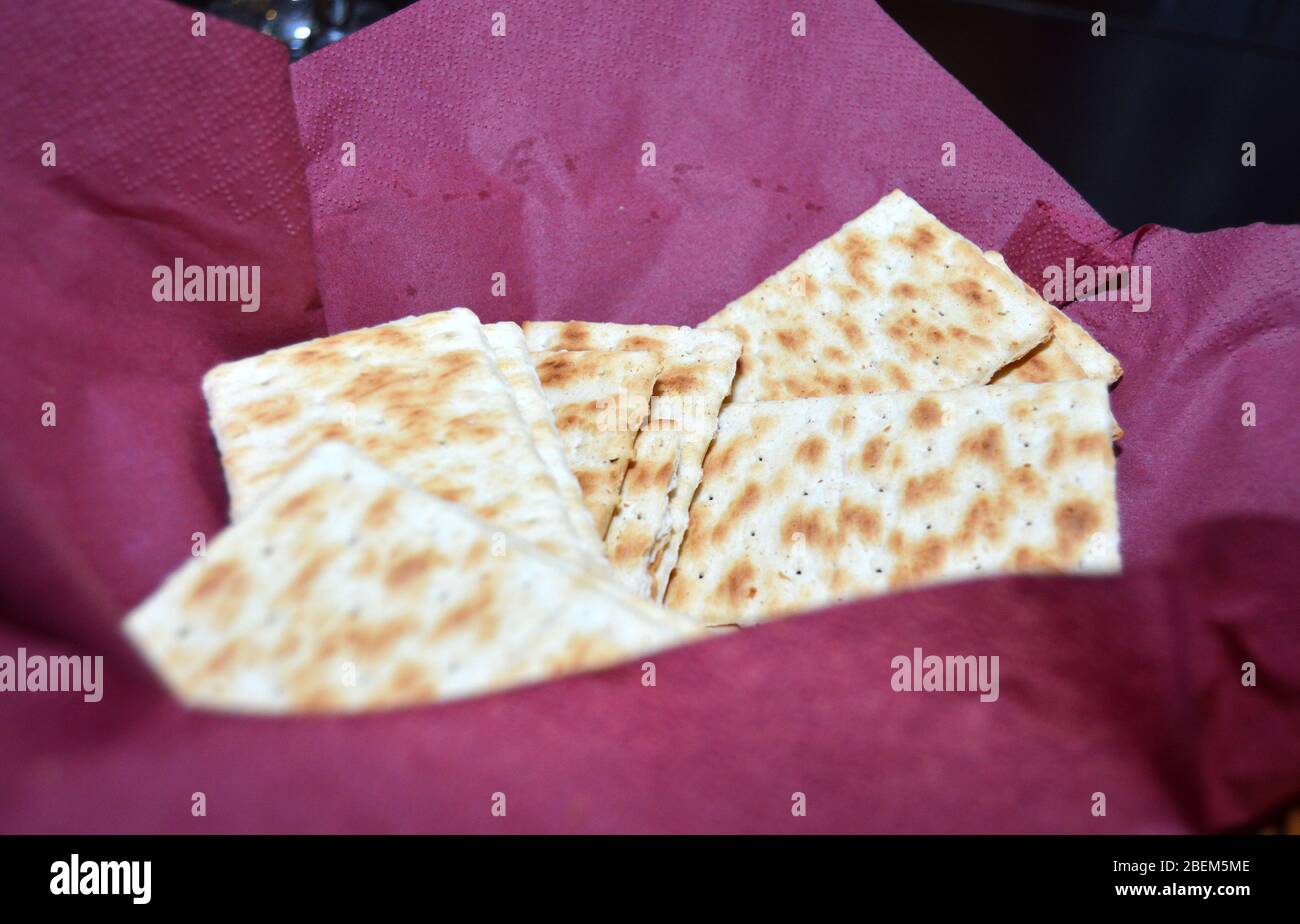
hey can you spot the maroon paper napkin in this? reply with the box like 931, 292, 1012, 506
1, 0, 1297, 833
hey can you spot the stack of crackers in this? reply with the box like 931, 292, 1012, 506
125, 189, 1122, 713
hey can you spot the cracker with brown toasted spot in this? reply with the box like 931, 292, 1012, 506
482, 322, 607, 561
833, 380, 1120, 602
1047, 308, 1124, 385
531, 348, 661, 537
123, 442, 702, 713
700, 189, 1054, 401
988, 336, 1084, 384
666, 381, 1120, 625
602, 422, 684, 591
984, 251, 1123, 386
665, 400, 842, 624
202, 308, 594, 568
524, 322, 741, 600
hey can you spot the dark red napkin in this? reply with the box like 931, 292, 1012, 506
2, 0, 1297, 833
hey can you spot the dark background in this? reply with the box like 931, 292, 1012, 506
188, 0, 1300, 233
877, 0, 1300, 232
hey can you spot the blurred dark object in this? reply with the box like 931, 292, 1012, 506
878, 0, 1300, 232
180, 0, 416, 58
